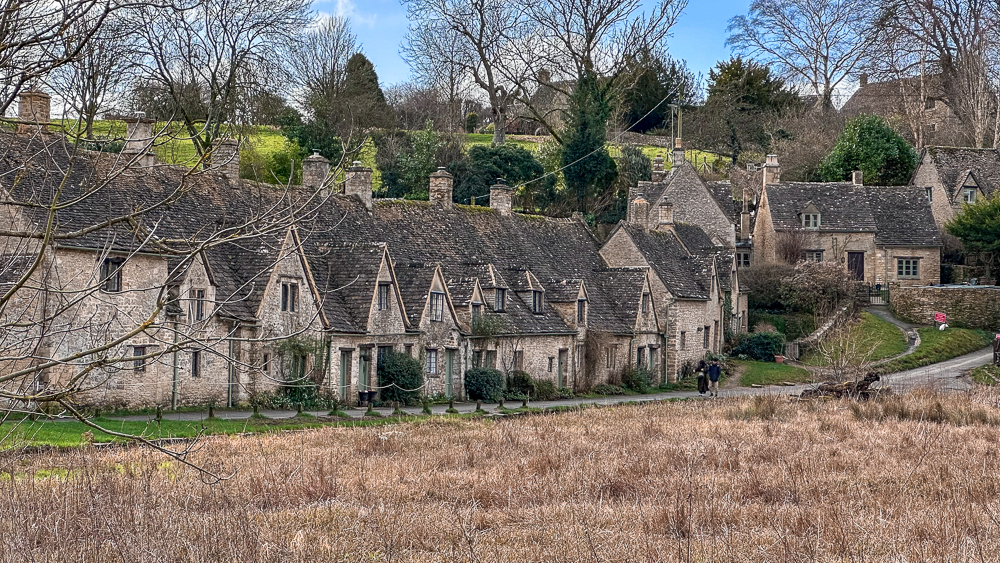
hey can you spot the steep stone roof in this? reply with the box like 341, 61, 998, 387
621, 223, 711, 300
866, 187, 943, 247
706, 181, 740, 222
587, 269, 649, 334
921, 146, 1000, 200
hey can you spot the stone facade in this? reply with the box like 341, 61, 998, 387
910, 147, 1000, 232
891, 286, 1000, 331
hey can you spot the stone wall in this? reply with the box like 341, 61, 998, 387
891, 286, 1000, 330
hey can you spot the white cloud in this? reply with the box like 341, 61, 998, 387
327, 0, 377, 28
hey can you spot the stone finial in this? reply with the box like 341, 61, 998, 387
763, 154, 781, 188
345, 161, 373, 210
429, 166, 454, 209
17, 90, 50, 135
652, 153, 666, 183
490, 178, 513, 216
303, 150, 331, 191
211, 139, 240, 178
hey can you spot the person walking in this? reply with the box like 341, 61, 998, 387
707, 359, 722, 397
696, 360, 708, 395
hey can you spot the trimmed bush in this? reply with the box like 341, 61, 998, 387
622, 368, 653, 393
732, 332, 785, 362
377, 350, 424, 404
533, 379, 558, 401
464, 368, 504, 402
507, 371, 536, 398
592, 384, 626, 396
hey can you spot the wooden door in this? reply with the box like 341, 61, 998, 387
445, 349, 454, 397
847, 252, 865, 281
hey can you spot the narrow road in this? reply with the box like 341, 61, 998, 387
97, 347, 995, 423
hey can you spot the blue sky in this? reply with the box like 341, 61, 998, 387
313, 0, 753, 87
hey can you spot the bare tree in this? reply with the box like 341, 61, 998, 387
47, 12, 142, 139
516, 0, 688, 140
401, 23, 473, 132
402, 0, 530, 146
0, 0, 119, 117
727, 0, 878, 111
286, 15, 357, 115
870, 0, 1000, 147
132, 0, 311, 161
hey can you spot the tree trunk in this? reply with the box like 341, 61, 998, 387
492, 106, 506, 146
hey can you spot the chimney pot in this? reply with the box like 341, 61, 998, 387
657, 199, 674, 229
630, 195, 649, 227
672, 139, 685, 168
852, 170, 864, 185
652, 153, 666, 182
763, 154, 781, 188
490, 178, 513, 216
429, 166, 454, 209
17, 90, 51, 135
122, 116, 157, 166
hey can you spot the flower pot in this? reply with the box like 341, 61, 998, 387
367, 390, 378, 404
358, 391, 367, 407
774, 355, 785, 364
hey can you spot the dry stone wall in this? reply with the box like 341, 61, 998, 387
891, 286, 1000, 330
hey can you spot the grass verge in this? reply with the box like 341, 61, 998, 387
736, 360, 813, 387
970, 364, 1000, 386
874, 327, 991, 375
801, 312, 908, 366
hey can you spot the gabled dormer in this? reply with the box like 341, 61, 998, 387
415, 264, 460, 328
799, 202, 821, 229
956, 170, 983, 204
366, 247, 408, 334
510, 270, 546, 314
480, 264, 509, 313
180, 252, 218, 324
634, 273, 659, 333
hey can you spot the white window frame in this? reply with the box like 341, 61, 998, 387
804, 250, 823, 262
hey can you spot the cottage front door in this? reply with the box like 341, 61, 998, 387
557, 349, 568, 388
445, 349, 455, 397
847, 252, 865, 281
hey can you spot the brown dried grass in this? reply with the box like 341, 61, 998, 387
4, 391, 1000, 562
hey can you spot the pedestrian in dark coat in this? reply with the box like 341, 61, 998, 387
707, 359, 722, 397
696, 360, 708, 395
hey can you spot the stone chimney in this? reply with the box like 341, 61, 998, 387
852, 170, 864, 185
490, 178, 513, 216
429, 167, 454, 209
859, 73, 868, 87
631, 195, 649, 226
345, 161, 373, 210
672, 138, 685, 168
302, 151, 331, 191
657, 199, 674, 230
740, 190, 751, 241
123, 116, 156, 167
17, 90, 50, 134
651, 154, 666, 182
212, 139, 240, 178
763, 154, 781, 188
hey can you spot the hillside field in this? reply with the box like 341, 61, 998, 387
4, 390, 1000, 561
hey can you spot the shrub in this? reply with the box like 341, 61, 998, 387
621, 368, 653, 393
377, 350, 424, 405
532, 379, 558, 401
741, 263, 796, 309
779, 261, 857, 317
732, 332, 785, 361
464, 368, 504, 402
507, 371, 536, 397
592, 383, 626, 396
465, 112, 479, 133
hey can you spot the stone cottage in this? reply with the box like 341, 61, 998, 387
753, 158, 943, 285
909, 146, 1000, 231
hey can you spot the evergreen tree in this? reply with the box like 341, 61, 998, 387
335, 53, 395, 135
946, 192, 1000, 282
561, 72, 618, 212
621, 52, 695, 133
818, 114, 918, 185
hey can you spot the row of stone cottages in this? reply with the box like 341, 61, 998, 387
0, 103, 748, 409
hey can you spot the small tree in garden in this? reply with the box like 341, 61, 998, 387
465, 112, 479, 133
818, 114, 918, 185
779, 261, 858, 320
947, 192, 1000, 283
464, 368, 504, 402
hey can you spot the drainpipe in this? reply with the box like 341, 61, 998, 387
170, 321, 179, 410
227, 336, 235, 408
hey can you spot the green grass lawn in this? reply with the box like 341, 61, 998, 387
736, 360, 813, 387
875, 327, 992, 375
801, 312, 908, 366
969, 364, 1000, 386
1, 413, 474, 449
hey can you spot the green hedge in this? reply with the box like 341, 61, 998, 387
732, 332, 785, 362
464, 368, 504, 401
377, 350, 424, 404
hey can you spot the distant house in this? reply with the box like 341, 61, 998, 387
842, 74, 965, 147
910, 146, 1000, 231
753, 157, 943, 286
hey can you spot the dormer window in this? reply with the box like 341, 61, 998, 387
281, 282, 298, 312
577, 298, 587, 323
801, 213, 820, 228
472, 302, 482, 320
963, 187, 977, 203
190, 289, 207, 320
100, 258, 124, 292
531, 290, 543, 314
429, 292, 444, 321
494, 288, 506, 312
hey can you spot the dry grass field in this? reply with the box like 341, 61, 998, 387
4, 391, 1000, 562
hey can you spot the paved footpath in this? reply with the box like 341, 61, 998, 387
104, 346, 994, 423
